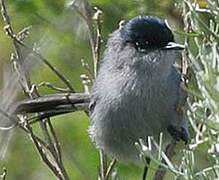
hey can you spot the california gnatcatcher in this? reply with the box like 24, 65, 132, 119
89, 16, 189, 164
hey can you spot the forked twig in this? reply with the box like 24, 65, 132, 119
0, 0, 70, 179
104, 158, 117, 180
1, 0, 75, 93
71, 2, 113, 179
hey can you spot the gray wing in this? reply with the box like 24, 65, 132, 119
167, 66, 189, 144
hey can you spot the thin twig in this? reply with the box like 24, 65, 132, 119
142, 158, 150, 180
0, 167, 7, 180
38, 81, 72, 93
26, 122, 65, 180
73, 2, 112, 179
104, 159, 117, 180
181, 0, 192, 80
0, 1, 70, 179
154, 141, 177, 180
184, 0, 219, 41
0, 0, 75, 92
47, 119, 69, 179
1, 0, 33, 96
99, 149, 108, 180
93, 7, 102, 76
0, 108, 53, 155
71, 1, 102, 76
81, 59, 94, 80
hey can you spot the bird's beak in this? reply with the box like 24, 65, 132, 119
163, 42, 185, 50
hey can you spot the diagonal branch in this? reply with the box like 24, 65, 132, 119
0, 1, 72, 179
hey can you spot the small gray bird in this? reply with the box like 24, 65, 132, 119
89, 16, 189, 164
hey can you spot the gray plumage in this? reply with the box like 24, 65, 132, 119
89, 16, 188, 164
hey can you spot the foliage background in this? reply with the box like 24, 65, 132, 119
0, 0, 216, 179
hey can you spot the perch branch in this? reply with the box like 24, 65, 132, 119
14, 93, 90, 114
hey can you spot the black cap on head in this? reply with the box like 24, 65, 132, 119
120, 16, 174, 50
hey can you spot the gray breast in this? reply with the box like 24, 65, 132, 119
89, 63, 180, 163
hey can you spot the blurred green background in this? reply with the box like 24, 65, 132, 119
0, 0, 207, 179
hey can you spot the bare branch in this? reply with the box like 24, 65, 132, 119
13, 93, 90, 114
0, 1, 72, 179
26, 122, 67, 180
0, 0, 75, 93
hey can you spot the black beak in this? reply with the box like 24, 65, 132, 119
163, 42, 185, 50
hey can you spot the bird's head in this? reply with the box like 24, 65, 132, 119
120, 16, 184, 52
117, 16, 184, 75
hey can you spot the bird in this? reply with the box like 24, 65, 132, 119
88, 16, 189, 164
12, 15, 189, 167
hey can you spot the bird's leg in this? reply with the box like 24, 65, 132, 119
142, 157, 150, 180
